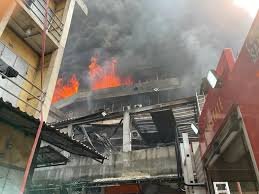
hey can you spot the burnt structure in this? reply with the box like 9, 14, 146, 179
52, 77, 194, 117
49, 75, 199, 152
31, 96, 203, 194
50, 96, 200, 151
30, 53, 205, 194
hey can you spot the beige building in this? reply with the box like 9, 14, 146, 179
0, 0, 87, 119
0, 0, 89, 193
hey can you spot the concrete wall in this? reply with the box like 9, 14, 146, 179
0, 121, 34, 169
0, 27, 40, 112
0, 166, 24, 194
0, 27, 39, 67
33, 146, 177, 185
0, 121, 35, 194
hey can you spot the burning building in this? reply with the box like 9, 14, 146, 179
1, 0, 257, 193
31, 7, 259, 194
50, 51, 192, 120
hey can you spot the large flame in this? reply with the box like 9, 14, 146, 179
89, 56, 133, 90
52, 74, 79, 103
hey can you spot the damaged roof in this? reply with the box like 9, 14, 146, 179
51, 110, 123, 129
0, 98, 107, 161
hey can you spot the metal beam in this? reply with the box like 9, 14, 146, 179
129, 97, 196, 114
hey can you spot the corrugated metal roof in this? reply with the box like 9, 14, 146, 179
36, 145, 69, 168
0, 98, 107, 161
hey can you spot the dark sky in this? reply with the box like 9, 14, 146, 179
60, 0, 253, 90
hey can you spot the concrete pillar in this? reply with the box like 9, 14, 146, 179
123, 111, 132, 152
67, 124, 73, 137
35, 0, 76, 120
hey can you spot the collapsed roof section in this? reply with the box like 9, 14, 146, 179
49, 96, 199, 151
51, 110, 123, 129
132, 109, 177, 145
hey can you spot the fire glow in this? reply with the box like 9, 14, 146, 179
88, 56, 133, 90
52, 57, 133, 103
52, 74, 79, 103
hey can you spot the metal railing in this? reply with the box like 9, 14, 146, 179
23, 0, 64, 42
0, 42, 45, 112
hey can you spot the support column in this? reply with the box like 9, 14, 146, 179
67, 124, 73, 137
123, 110, 132, 152
35, 0, 76, 120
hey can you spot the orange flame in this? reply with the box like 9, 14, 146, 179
89, 56, 133, 90
52, 74, 79, 103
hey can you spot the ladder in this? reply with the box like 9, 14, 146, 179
196, 92, 206, 115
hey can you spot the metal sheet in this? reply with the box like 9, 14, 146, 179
0, 98, 107, 161
36, 145, 68, 168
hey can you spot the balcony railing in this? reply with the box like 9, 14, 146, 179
0, 41, 45, 112
23, 0, 64, 42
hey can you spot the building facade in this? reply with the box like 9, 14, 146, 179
0, 0, 79, 118
198, 13, 259, 193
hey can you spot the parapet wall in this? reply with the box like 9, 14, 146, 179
33, 145, 177, 185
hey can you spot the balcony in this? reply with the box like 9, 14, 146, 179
0, 41, 45, 113
6, 0, 64, 54
22, 0, 64, 42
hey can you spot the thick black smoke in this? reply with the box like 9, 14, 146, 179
61, 0, 253, 90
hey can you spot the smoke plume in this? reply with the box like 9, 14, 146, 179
61, 0, 253, 91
